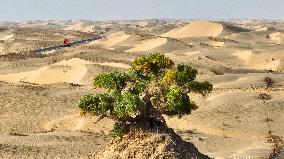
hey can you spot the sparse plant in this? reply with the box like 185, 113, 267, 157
258, 93, 271, 100
210, 68, 224, 75
264, 76, 274, 88
78, 53, 213, 137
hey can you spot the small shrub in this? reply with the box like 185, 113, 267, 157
210, 68, 224, 75
258, 93, 272, 100
264, 77, 274, 88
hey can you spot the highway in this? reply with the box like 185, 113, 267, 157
33, 35, 103, 54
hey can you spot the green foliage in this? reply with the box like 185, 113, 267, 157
113, 91, 142, 120
79, 53, 213, 137
162, 64, 198, 86
165, 84, 191, 115
111, 121, 129, 138
78, 93, 113, 117
132, 53, 174, 75
162, 68, 176, 85
94, 71, 129, 92
186, 81, 213, 95
176, 64, 198, 84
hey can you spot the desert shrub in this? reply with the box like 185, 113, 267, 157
264, 77, 274, 88
79, 53, 213, 137
258, 93, 272, 100
210, 68, 224, 75
111, 121, 129, 138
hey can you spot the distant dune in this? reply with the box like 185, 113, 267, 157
270, 32, 284, 44
232, 50, 283, 71
0, 58, 92, 84
64, 22, 94, 32
91, 31, 143, 50
0, 34, 14, 40
91, 31, 130, 48
162, 20, 223, 38
126, 38, 167, 52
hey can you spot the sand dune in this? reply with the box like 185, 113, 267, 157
126, 38, 167, 52
232, 50, 282, 70
90, 31, 143, 50
162, 21, 223, 38
270, 32, 284, 44
232, 50, 254, 65
43, 114, 114, 134
0, 58, 93, 84
64, 22, 94, 32
166, 88, 284, 158
253, 25, 267, 32
0, 34, 14, 40
91, 31, 130, 48
95, 62, 131, 69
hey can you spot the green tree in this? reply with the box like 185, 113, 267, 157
79, 53, 212, 137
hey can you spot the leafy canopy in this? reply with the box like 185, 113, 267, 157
79, 53, 212, 137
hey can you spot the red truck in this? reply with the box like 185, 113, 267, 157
63, 38, 71, 47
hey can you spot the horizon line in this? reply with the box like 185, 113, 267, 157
1, 18, 284, 23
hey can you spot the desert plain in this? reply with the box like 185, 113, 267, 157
0, 19, 283, 158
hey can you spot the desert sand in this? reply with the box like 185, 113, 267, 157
0, 34, 14, 40
0, 19, 283, 158
270, 32, 284, 44
162, 20, 223, 38
126, 38, 167, 52
63, 21, 94, 32
0, 58, 93, 84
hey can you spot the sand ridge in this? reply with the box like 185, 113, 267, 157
270, 32, 284, 44
94, 62, 131, 69
232, 50, 282, 70
0, 58, 93, 84
0, 34, 14, 40
91, 31, 131, 49
162, 21, 223, 38
63, 21, 94, 32
126, 37, 167, 52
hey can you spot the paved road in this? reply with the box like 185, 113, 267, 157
33, 35, 103, 54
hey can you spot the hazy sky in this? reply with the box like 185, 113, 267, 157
0, 0, 283, 21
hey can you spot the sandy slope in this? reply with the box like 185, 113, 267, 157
0, 58, 93, 84
94, 62, 131, 69
91, 31, 130, 49
64, 22, 94, 32
0, 82, 111, 158
207, 41, 225, 47
90, 31, 143, 50
270, 32, 284, 44
162, 21, 223, 38
167, 86, 284, 158
126, 38, 167, 52
0, 34, 14, 40
232, 50, 283, 70
253, 25, 268, 31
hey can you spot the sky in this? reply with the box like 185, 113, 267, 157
0, 0, 284, 21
